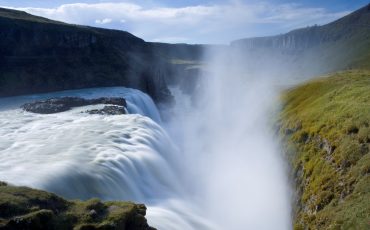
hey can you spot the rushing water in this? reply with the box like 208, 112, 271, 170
0, 87, 212, 229
164, 48, 292, 229
0, 49, 292, 229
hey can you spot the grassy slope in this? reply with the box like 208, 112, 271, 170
0, 182, 153, 230
278, 70, 370, 229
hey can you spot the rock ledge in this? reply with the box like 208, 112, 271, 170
0, 182, 155, 230
21, 97, 127, 114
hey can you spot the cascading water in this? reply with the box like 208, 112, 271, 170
0, 87, 162, 124
165, 47, 293, 230
0, 48, 292, 229
0, 87, 212, 229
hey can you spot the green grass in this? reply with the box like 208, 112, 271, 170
278, 70, 370, 229
0, 182, 151, 229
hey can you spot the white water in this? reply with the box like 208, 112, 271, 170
0, 87, 162, 124
164, 48, 292, 229
0, 87, 212, 229
0, 50, 292, 229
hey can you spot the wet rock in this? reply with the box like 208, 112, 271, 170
86, 106, 126, 115
88, 209, 98, 219
21, 97, 126, 114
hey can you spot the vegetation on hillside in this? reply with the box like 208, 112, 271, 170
278, 70, 370, 229
0, 182, 154, 230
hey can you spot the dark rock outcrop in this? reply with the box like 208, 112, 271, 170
21, 97, 127, 114
0, 7, 193, 104
86, 105, 126, 115
0, 182, 156, 230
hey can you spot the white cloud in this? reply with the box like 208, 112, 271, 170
95, 18, 112, 24
3, 2, 350, 44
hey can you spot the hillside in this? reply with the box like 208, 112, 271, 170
0, 181, 154, 229
278, 70, 370, 229
232, 4, 370, 77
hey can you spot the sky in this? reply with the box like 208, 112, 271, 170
0, 0, 368, 44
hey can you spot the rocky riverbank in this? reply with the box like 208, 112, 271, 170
0, 182, 155, 230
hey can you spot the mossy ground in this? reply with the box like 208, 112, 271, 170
0, 182, 154, 230
278, 70, 370, 229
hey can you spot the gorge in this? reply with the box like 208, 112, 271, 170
1, 3, 370, 230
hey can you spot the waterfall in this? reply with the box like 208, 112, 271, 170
0, 87, 161, 124
0, 87, 211, 229
0, 56, 292, 230
164, 47, 292, 230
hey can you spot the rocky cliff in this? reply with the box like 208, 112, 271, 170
232, 25, 322, 52
0, 7, 205, 103
232, 4, 370, 52
231, 4, 370, 76
2, 4, 369, 101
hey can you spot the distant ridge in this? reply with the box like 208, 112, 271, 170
231, 3, 370, 75
0, 4, 370, 98
232, 3, 370, 51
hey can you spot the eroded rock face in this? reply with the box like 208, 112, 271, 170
0, 7, 179, 104
21, 97, 127, 114
0, 182, 156, 230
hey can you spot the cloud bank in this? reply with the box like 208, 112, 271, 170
5, 1, 350, 44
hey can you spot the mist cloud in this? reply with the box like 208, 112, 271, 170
4, 2, 350, 43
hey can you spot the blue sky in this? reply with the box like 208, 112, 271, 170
0, 0, 368, 44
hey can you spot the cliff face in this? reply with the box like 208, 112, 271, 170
0, 8, 187, 103
232, 26, 322, 52
2, 4, 369, 101
278, 70, 370, 229
232, 3, 370, 52
231, 4, 370, 76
